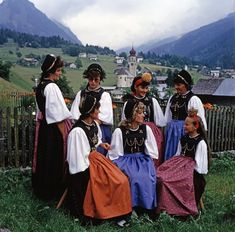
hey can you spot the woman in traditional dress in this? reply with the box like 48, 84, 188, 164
122, 73, 166, 166
164, 69, 207, 161
70, 63, 113, 155
157, 108, 210, 216
108, 100, 158, 214
32, 54, 72, 201
67, 94, 132, 225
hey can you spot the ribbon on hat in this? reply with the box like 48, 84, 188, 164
177, 74, 189, 85
46, 54, 57, 72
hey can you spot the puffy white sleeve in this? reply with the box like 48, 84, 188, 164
67, 127, 90, 174
145, 125, 159, 159
152, 98, 166, 127
99, 92, 113, 125
44, 83, 72, 124
95, 121, 103, 147
188, 96, 207, 130
108, 128, 124, 160
70, 90, 82, 120
194, 140, 208, 174
164, 96, 173, 123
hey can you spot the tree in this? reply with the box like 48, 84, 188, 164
166, 69, 179, 88
0, 60, 12, 81
75, 57, 83, 69
56, 70, 74, 98
119, 52, 127, 60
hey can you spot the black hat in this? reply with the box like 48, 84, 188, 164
124, 100, 145, 120
131, 73, 152, 92
41, 54, 57, 73
79, 94, 97, 115
174, 70, 193, 89
83, 63, 106, 80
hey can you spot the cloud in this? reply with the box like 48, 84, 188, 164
1, 0, 234, 49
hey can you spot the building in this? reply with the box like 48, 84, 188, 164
155, 76, 168, 99
115, 56, 125, 65
128, 47, 137, 76
115, 67, 134, 88
192, 78, 235, 106
210, 70, 220, 77
78, 53, 87, 58
69, 63, 77, 69
88, 54, 98, 61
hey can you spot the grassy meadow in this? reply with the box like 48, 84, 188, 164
0, 43, 204, 94
0, 153, 234, 232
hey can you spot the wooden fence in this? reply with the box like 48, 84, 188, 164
0, 106, 35, 168
0, 102, 235, 168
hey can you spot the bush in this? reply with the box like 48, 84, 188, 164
210, 152, 235, 173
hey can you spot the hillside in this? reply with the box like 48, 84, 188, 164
0, 43, 118, 93
147, 12, 235, 68
0, 0, 81, 44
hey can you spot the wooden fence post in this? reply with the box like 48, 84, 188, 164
14, 107, 19, 167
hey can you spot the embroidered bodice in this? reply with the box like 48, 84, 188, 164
73, 119, 99, 151
170, 91, 194, 120
120, 124, 147, 154
81, 86, 104, 102
180, 134, 203, 159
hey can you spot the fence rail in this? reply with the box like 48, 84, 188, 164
0, 101, 235, 168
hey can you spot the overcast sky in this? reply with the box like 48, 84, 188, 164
2, 0, 235, 50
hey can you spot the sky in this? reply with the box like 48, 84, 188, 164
1, 0, 235, 50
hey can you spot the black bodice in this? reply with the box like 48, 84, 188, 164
35, 80, 54, 117
170, 91, 194, 120
180, 134, 203, 159
81, 87, 104, 102
120, 124, 147, 154
73, 119, 99, 151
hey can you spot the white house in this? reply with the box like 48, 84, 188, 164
79, 53, 87, 58
115, 56, 125, 65
69, 63, 77, 69
155, 76, 168, 98
88, 54, 98, 61
211, 70, 220, 77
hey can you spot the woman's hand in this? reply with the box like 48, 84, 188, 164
100, 143, 111, 150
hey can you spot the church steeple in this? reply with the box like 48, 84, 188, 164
128, 46, 137, 76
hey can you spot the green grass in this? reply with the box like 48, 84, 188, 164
0, 43, 206, 94
0, 44, 118, 93
0, 153, 234, 232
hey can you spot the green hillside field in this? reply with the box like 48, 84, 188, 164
0, 43, 203, 93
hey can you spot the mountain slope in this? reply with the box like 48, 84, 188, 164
149, 12, 235, 68
0, 0, 82, 44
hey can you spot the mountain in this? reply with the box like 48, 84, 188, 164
0, 0, 82, 44
137, 36, 179, 53
116, 36, 178, 54
148, 12, 235, 68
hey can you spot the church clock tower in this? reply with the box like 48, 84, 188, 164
128, 46, 137, 77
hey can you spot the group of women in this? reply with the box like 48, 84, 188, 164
32, 54, 209, 226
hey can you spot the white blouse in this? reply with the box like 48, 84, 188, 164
175, 140, 208, 174
37, 82, 72, 124
70, 90, 113, 125
122, 97, 166, 127
67, 122, 102, 174
108, 125, 159, 161
165, 95, 207, 130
